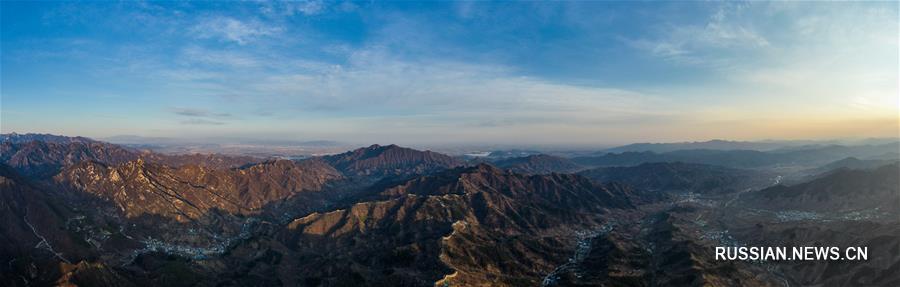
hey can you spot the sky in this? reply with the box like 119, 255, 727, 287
1, 1, 898, 146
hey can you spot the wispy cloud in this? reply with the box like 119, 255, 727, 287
191, 16, 281, 45
171, 108, 232, 127
259, 0, 331, 17
181, 46, 260, 67
4, 1, 896, 143
625, 3, 769, 66
172, 108, 231, 117
202, 48, 678, 131
295, 0, 325, 16
172, 107, 209, 117
180, 118, 225, 125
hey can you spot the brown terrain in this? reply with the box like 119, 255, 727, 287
54, 158, 342, 220
1, 134, 898, 287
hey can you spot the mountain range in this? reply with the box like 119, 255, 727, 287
492, 154, 583, 174
577, 162, 776, 194
598, 138, 899, 154
1, 133, 898, 287
573, 142, 899, 169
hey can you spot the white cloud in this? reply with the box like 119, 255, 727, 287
180, 119, 225, 125
296, 0, 325, 16
221, 48, 679, 130
730, 3, 897, 117
624, 2, 897, 122
626, 4, 769, 66
181, 46, 260, 67
258, 0, 330, 17
191, 16, 281, 45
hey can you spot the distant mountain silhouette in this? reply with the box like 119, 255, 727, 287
809, 157, 899, 175
493, 154, 583, 174
579, 162, 774, 194
600, 139, 791, 153
321, 144, 464, 178
0, 132, 97, 144
485, 149, 544, 159
575, 142, 900, 169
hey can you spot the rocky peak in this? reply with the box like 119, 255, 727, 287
365, 143, 399, 150
468, 163, 505, 175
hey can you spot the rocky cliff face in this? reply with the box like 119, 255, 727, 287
54, 158, 343, 220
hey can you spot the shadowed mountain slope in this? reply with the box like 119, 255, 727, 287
214, 164, 636, 286
578, 162, 774, 194
738, 163, 899, 212
493, 154, 583, 174
321, 144, 464, 178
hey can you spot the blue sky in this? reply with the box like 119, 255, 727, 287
1, 1, 897, 146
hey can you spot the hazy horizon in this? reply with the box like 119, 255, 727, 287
2, 131, 898, 153
2, 1, 898, 145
